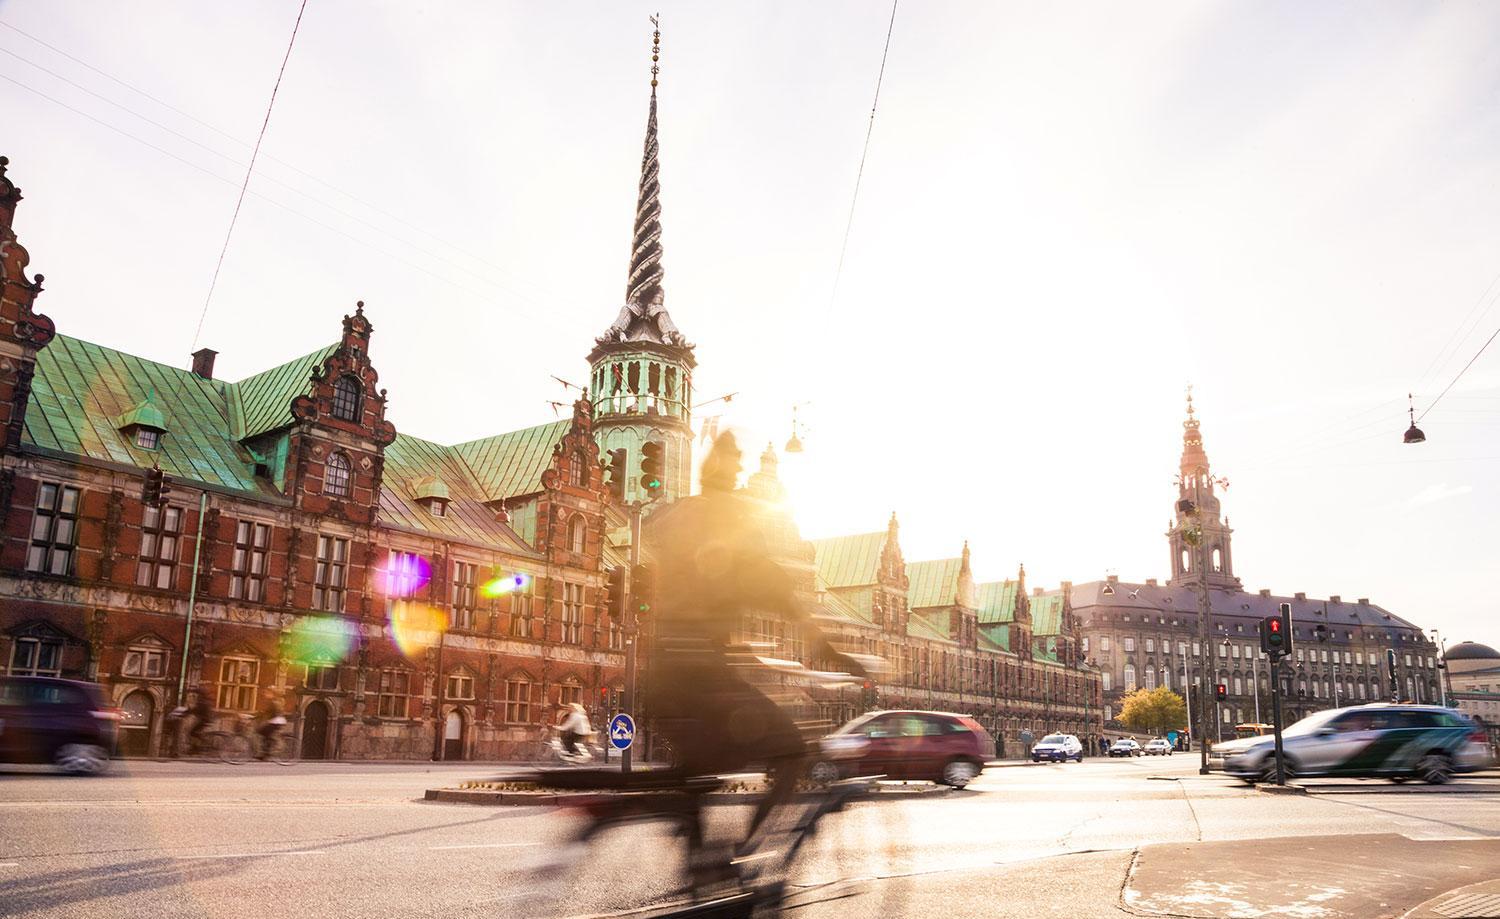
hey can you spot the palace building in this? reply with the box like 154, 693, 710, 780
1060, 395, 1443, 739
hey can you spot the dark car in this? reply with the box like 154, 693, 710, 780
810, 710, 995, 788
1108, 738, 1142, 757
0, 676, 120, 774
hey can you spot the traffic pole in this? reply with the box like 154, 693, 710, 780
621, 501, 642, 774
1270, 653, 1287, 785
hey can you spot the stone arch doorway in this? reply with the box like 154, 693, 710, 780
119, 690, 154, 757
443, 708, 465, 761
301, 700, 330, 760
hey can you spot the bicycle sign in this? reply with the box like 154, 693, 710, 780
608, 713, 635, 751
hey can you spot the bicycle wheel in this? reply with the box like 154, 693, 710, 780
270, 732, 296, 765
219, 732, 251, 765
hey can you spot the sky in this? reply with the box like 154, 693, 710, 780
2, 1, 1498, 651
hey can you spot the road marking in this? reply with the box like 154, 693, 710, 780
428, 842, 533, 850
176, 850, 326, 860
0, 863, 18, 868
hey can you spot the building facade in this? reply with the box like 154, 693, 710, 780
1069, 396, 1443, 740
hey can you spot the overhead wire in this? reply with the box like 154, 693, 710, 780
828, 0, 899, 311
1411, 265, 1500, 398
1417, 321, 1500, 423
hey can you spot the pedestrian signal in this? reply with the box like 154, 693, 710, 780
1214, 683, 1228, 702
604, 448, 627, 503
631, 563, 655, 616
605, 566, 627, 620
639, 442, 664, 497
1259, 616, 1287, 657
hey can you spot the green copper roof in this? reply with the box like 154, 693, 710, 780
113, 391, 168, 432
906, 609, 953, 644
907, 558, 963, 609
379, 433, 537, 554
810, 532, 886, 589
816, 577, 875, 627
979, 623, 1011, 652
232, 343, 338, 440
24, 334, 271, 494
1030, 593, 1066, 636
975, 580, 1021, 625
453, 420, 570, 502
977, 629, 1007, 653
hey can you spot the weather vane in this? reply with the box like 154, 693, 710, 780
650, 14, 660, 89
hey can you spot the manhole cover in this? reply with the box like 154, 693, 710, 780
1433, 893, 1500, 918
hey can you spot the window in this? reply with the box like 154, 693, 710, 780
1404, 654, 1412, 668
1081, 637, 1089, 653
324, 453, 351, 498
1123, 666, 1136, 691
568, 452, 586, 487
1222, 707, 1231, 723
305, 663, 339, 691
217, 657, 259, 711
428, 500, 446, 518
122, 646, 168, 679
1344, 651, 1352, 665
377, 669, 410, 718
1296, 649, 1304, 663
230, 520, 270, 602
1145, 669, 1157, 690
332, 375, 362, 422
446, 672, 475, 700
561, 582, 584, 644
1231, 644, 1240, 659
568, 515, 586, 554
1100, 637, 1111, 652
9, 637, 62, 676
1233, 677, 1243, 695
511, 579, 534, 637
450, 561, 478, 630
136, 504, 182, 590
314, 536, 349, 612
1123, 638, 1135, 652
27, 482, 81, 576
135, 428, 159, 449
1192, 641, 1201, 657
504, 677, 531, 723
559, 681, 581, 707
1356, 652, 1364, 665
1146, 638, 1155, 653
1219, 643, 1228, 658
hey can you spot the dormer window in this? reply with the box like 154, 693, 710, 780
135, 428, 160, 449
428, 500, 447, 518
325, 453, 351, 498
332, 375, 362, 422
411, 475, 450, 518
116, 394, 168, 451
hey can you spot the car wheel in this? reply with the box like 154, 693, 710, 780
1389, 775, 1409, 784
1416, 753, 1453, 785
55, 743, 109, 776
808, 761, 840, 786
940, 759, 981, 788
1259, 756, 1296, 784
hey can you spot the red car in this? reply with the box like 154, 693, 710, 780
809, 710, 995, 788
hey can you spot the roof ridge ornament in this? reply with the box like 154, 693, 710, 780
594, 16, 693, 353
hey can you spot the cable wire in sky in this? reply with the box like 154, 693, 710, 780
1412, 267, 1500, 398
829, 0, 899, 310
1418, 321, 1500, 423
189, 0, 309, 354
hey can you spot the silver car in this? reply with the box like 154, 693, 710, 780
1212, 704, 1491, 785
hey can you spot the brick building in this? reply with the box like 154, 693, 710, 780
1065, 395, 1443, 740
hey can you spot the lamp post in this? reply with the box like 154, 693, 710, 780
1431, 629, 1450, 707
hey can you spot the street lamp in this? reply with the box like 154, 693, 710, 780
1430, 629, 1451, 707
1403, 393, 1426, 445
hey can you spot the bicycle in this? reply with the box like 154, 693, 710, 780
253, 726, 297, 765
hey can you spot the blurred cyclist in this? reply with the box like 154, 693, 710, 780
255, 697, 287, 760
553, 702, 593, 758
183, 692, 214, 754
643, 431, 867, 847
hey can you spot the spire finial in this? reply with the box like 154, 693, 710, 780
650, 14, 660, 92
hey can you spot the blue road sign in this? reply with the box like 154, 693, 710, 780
1167, 731, 1178, 746
609, 713, 635, 751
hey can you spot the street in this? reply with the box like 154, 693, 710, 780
3, 755, 1499, 918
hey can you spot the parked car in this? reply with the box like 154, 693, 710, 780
1144, 738, 1173, 756
810, 710, 995, 788
1031, 733, 1084, 762
1108, 738, 1143, 757
0, 676, 120, 774
1212, 703, 1492, 785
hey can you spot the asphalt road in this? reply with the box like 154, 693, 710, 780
3, 755, 1499, 918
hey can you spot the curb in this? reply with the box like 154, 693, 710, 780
424, 784, 962, 807
1256, 783, 1308, 795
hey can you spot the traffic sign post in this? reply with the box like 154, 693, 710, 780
1259, 603, 1293, 786
609, 713, 636, 751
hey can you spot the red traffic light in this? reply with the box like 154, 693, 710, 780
1269, 618, 1281, 633
1214, 683, 1228, 701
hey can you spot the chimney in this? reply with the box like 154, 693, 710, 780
1106, 574, 1119, 584
191, 348, 218, 379
1033, 587, 1043, 597
1329, 595, 1341, 604
1145, 578, 1158, 587
1294, 592, 1306, 601
1358, 598, 1369, 606
1258, 589, 1271, 598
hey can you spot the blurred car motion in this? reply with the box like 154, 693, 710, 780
1144, 738, 1173, 756
0, 676, 119, 774
811, 710, 995, 788
1212, 703, 1492, 785
1031, 733, 1084, 762
1108, 738, 1143, 757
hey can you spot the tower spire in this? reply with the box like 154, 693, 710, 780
594, 16, 691, 351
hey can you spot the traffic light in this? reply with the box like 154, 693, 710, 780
631, 563, 655, 617
604, 448, 627, 503
1260, 615, 1287, 657
861, 680, 878, 711
142, 465, 171, 508
1278, 602, 1294, 656
605, 566, 626, 620
1214, 683, 1228, 702
639, 441, 664, 497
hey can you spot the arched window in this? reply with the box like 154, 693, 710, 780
1123, 665, 1136, 691
568, 515, 585, 554
1211, 548, 1223, 572
568, 452, 586, 487
325, 453, 351, 498
1180, 549, 1191, 572
332, 375, 362, 422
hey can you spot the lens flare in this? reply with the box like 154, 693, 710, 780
285, 615, 355, 663
381, 552, 432, 598
481, 572, 530, 598
389, 601, 447, 659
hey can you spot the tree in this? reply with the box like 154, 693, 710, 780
1118, 686, 1188, 738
